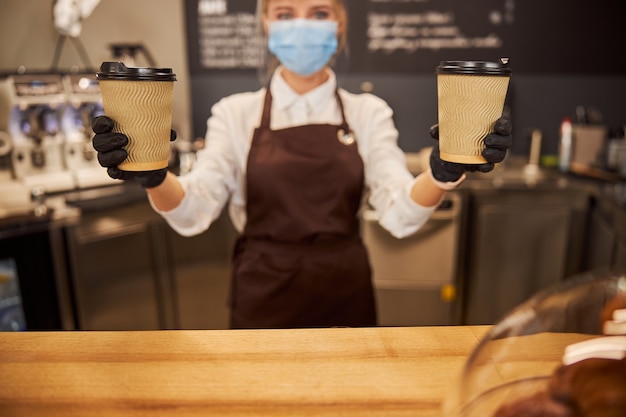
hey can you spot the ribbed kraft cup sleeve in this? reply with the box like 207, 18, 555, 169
99, 80, 174, 171
437, 74, 510, 164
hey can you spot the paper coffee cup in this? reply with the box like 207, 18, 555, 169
96, 62, 176, 171
437, 59, 511, 164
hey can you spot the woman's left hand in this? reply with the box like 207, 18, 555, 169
429, 117, 512, 183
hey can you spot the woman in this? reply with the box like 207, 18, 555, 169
93, 0, 511, 329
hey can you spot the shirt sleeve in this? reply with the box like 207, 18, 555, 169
349, 93, 438, 239
150, 94, 247, 237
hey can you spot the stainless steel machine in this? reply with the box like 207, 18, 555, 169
0, 71, 116, 218
362, 191, 464, 326
61, 72, 112, 188
0, 130, 12, 183
0, 73, 74, 193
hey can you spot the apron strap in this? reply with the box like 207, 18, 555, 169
259, 88, 273, 129
334, 90, 351, 132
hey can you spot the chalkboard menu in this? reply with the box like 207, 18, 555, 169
345, 0, 514, 73
185, 0, 262, 72
185, 0, 626, 74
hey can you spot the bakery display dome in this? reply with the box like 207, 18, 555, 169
443, 269, 626, 417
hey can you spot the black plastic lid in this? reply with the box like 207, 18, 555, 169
96, 62, 176, 81
437, 58, 511, 76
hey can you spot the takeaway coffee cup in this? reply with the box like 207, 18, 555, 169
96, 62, 177, 171
436, 59, 511, 164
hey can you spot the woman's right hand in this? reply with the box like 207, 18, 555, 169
91, 115, 173, 188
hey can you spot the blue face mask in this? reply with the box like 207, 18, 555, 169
268, 19, 339, 77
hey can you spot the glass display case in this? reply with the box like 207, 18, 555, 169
444, 269, 626, 417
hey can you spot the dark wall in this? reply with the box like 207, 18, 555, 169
185, 0, 626, 158
189, 73, 626, 156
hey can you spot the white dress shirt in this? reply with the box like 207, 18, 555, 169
151, 68, 437, 238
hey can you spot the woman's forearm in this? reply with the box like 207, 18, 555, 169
145, 171, 185, 212
409, 172, 447, 208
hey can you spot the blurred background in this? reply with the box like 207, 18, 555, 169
0, 0, 624, 332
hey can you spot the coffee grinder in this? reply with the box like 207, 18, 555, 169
0, 74, 19, 182
0, 73, 75, 192
0, 126, 12, 182
61, 73, 112, 188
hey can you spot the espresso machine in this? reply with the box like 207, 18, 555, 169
61, 73, 113, 188
0, 73, 75, 193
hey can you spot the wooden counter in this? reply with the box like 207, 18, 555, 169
0, 326, 489, 417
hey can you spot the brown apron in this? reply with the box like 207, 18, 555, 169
229, 88, 377, 329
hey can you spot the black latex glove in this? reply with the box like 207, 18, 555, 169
429, 117, 512, 183
92, 115, 177, 188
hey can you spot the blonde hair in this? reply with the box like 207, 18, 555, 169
257, 0, 348, 82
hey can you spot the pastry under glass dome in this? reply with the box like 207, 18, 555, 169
443, 269, 626, 417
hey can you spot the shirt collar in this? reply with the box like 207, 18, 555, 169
270, 66, 337, 114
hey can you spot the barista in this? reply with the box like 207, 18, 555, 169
92, 0, 512, 329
